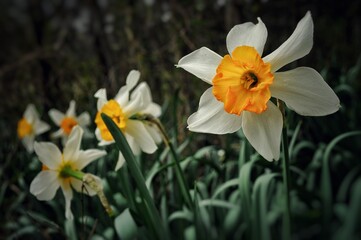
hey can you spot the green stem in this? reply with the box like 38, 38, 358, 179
60, 166, 85, 180
279, 100, 291, 240
144, 116, 193, 210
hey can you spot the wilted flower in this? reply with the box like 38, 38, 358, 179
94, 70, 162, 170
177, 12, 340, 161
17, 104, 50, 153
49, 100, 90, 144
30, 126, 106, 219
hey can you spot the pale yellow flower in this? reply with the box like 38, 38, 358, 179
94, 70, 162, 170
30, 126, 106, 219
49, 100, 90, 144
17, 104, 50, 153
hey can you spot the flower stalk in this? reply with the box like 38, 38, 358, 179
140, 114, 194, 210
278, 100, 291, 240
60, 166, 85, 180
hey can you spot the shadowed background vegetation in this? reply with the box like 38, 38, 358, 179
1, 0, 361, 239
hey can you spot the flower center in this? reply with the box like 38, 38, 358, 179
59, 164, 75, 179
17, 118, 33, 139
212, 46, 274, 115
95, 99, 127, 141
60, 117, 78, 135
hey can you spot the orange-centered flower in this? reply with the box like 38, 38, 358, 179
17, 118, 33, 139
60, 117, 78, 135
49, 100, 90, 144
17, 104, 50, 153
212, 46, 274, 115
95, 100, 126, 141
177, 12, 341, 161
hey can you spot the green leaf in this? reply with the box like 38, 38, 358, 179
101, 113, 168, 240
252, 173, 280, 240
321, 131, 361, 238
335, 178, 361, 239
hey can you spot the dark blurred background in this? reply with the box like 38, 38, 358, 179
1, 0, 360, 137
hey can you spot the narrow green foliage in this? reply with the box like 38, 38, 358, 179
101, 113, 168, 240
281, 125, 292, 240
252, 173, 280, 240
321, 131, 361, 238
238, 159, 255, 239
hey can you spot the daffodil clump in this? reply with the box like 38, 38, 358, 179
15, 10, 347, 239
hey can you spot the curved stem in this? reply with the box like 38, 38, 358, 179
145, 116, 194, 210
278, 100, 291, 240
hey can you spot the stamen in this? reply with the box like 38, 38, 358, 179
61, 117, 78, 135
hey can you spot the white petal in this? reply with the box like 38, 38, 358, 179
34, 142, 62, 169
123, 91, 146, 116
49, 109, 64, 126
24, 104, 38, 123
30, 171, 60, 201
143, 103, 162, 117
115, 86, 130, 107
71, 178, 97, 196
34, 120, 50, 135
187, 87, 242, 134
144, 123, 162, 144
271, 67, 340, 116
242, 102, 282, 161
74, 149, 107, 170
125, 133, 141, 155
77, 112, 90, 126
60, 181, 73, 220
70, 178, 87, 194
95, 88, 108, 110
71, 175, 103, 196
63, 126, 83, 162
126, 120, 157, 154
131, 82, 151, 104
176, 47, 222, 84
263, 11, 313, 72
115, 152, 126, 171
226, 17, 268, 55
51, 129, 64, 139
66, 100, 76, 117
126, 70, 140, 90
22, 135, 35, 153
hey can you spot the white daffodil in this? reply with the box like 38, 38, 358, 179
30, 126, 106, 220
49, 100, 90, 144
94, 70, 162, 170
177, 11, 340, 161
17, 104, 50, 153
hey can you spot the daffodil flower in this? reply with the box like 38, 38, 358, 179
94, 70, 162, 170
177, 12, 340, 161
30, 126, 106, 219
17, 104, 50, 153
49, 100, 90, 144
